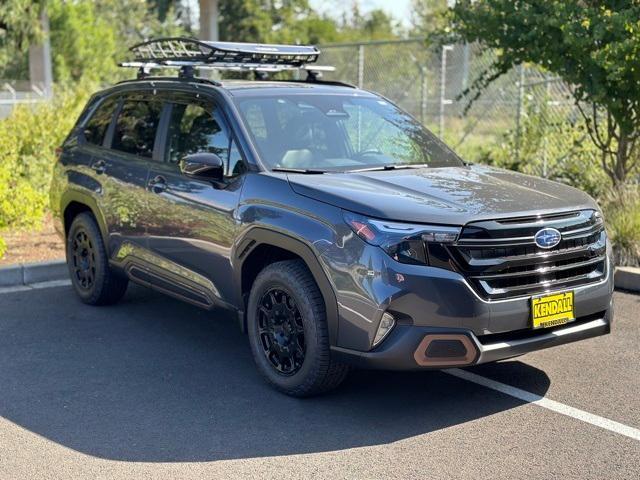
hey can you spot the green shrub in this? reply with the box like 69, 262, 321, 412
461, 95, 640, 266
602, 188, 640, 268
0, 83, 93, 258
476, 95, 609, 199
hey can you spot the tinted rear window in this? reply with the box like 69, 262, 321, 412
112, 99, 163, 158
83, 97, 118, 146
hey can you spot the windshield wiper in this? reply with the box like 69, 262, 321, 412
347, 164, 429, 173
271, 167, 326, 174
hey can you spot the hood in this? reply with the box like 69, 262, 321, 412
287, 164, 598, 225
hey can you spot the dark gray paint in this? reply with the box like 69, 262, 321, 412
287, 164, 599, 225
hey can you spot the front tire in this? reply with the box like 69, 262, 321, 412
66, 213, 128, 306
247, 260, 349, 397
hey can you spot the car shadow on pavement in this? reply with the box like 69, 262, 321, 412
0, 284, 550, 462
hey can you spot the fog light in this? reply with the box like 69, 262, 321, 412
373, 313, 396, 347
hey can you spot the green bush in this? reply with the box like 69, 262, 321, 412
469, 95, 640, 266
476, 95, 609, 199
0, 84, 93, 257
602, 188, 640, 268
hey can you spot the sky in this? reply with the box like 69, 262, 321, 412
310, 0, 414, 27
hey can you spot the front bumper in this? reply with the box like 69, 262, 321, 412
320, 236, 614, 352
331, 307, 612, 370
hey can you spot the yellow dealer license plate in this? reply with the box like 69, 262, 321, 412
531, 291, 575, 329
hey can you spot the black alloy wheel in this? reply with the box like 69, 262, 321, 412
66, 212, 128, 305
71, 229, 96, 290
257, 288, 306, 376
247, 260, 350, 397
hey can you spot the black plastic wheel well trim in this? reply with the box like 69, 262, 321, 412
61, 191, 110, 251
235, 227, 339, 345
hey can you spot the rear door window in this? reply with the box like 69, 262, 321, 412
112, 98, 163, 158
83, 97, 118, 146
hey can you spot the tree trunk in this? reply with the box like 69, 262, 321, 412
612, 132, 632, 188
199, 0, 219, 41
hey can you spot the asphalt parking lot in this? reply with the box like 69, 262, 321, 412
0, 283, 638, 479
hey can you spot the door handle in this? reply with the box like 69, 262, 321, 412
91, 160, 106, 174
148, 175, 168, 193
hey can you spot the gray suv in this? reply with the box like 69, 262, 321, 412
51, 39, 614, 396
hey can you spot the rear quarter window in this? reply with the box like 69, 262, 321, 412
83, 97, 118, 146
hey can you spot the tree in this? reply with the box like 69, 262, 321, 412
443, 1, 640, 188
219, 0, 310, 43
410, 0, 448, 37
0, 0, 45, 78
336, 4, 400, 42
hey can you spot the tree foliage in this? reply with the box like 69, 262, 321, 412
1, 0, 191, 82
444, 0, 640, 187
410, 0, 449, 37
217, 0, 399, 44
0, 84, 92, 237
49, 0, 191, 84
0, 0, 45, 77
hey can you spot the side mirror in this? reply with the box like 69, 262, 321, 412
179, 152, 224, 182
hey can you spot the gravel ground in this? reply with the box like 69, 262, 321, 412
0, 285, 638, 480
0, 215, 64, 266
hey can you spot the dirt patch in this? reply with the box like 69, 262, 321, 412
0, 215, 65, 266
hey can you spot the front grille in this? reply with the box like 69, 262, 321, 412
448, 210, 607, 300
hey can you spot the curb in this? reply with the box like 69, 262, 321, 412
0, 260, 67, 288
0, 260, 639, 293
614, 267, 640, 293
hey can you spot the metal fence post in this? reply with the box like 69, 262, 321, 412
357, 44, 365, 89
515, 64, 525, 162
462, 43, 470, 91
542, 78, 551, 178
439, 45, 454, 139
420, 66, 428, 125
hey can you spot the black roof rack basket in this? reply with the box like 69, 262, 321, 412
124, 37, 322, 70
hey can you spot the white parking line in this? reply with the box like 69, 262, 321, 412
446, 368, 640, 442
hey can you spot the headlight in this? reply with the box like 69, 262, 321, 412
344, 211, 461, 265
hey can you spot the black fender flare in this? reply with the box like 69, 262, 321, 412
60, 189, 109, 249
235, 227, 339, 344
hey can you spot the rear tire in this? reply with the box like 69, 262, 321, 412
66, 213, 128, 306
247, 260, 349, 397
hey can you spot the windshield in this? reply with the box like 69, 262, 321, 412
234, 93, 464, 172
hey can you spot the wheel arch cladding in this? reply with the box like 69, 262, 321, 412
237, 228, 339, 344
61, 192, 109, 248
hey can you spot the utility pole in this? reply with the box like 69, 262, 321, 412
28, 9, 53, 99
199, 0, 219, 41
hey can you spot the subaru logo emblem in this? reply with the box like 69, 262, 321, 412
534, 228, 562, 249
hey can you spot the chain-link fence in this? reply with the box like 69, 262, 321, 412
320, 39, 588, 177
0, 80, 48, 119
